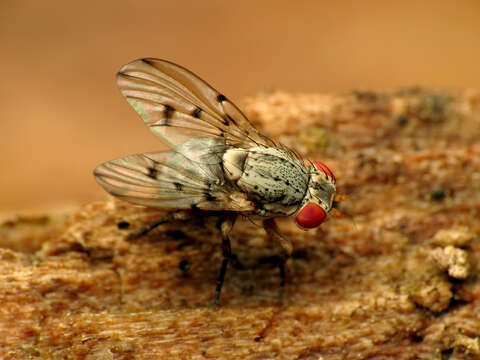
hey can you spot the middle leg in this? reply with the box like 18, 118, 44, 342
213, 214, 237, 306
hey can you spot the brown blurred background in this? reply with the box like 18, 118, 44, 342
1, 0, 479, 214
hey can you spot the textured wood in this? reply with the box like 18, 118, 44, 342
1, 89, 480, 359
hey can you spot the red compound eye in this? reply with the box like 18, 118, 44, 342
312, 161, 335, 182
295, 203, 327, 229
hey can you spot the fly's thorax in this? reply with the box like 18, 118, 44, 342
295, 161, 336, 229
222, 146, 309, 214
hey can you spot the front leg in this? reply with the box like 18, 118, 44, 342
262, 218, 293, 295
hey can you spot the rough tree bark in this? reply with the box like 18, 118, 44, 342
1, 89, 480, 359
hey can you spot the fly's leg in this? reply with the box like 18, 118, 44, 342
262, 218, 293, 299
126, 216, 170, 240
126, 211, 192, 240
213, 214, 237, 306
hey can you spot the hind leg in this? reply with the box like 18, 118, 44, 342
125, 210, 237, 305
126, 210, 193, 240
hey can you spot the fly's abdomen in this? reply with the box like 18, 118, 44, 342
223, 146, 308, 207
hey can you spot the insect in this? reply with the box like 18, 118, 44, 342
94, 58, 339, 305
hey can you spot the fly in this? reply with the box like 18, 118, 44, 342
94, 58, 341, 305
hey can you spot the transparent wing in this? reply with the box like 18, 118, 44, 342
117, 58, 274, 149
93, 144, 254, 212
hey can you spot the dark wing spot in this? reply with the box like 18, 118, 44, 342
192, 108, 202, 118
254, 185, 259, 190
147, 167, 158, 179
226, 114, 237, 125
191, 204, 199, 211
142, 58, 154, 66
204, 192, 216, 201
217, 94, 227, 102
222, 117, 230, 126
164, 105, 174, 125
174, 182, 184, 191
274, 177, 281, 182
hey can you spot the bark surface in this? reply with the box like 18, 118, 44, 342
1, 89, 480, 359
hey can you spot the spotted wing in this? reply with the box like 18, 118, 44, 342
117, 58, 274, 149
93, 138, 254, 212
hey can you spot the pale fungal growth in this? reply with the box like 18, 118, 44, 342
429, 227, 473, 279
431, 226, 474, 247
431, 245, 470, 279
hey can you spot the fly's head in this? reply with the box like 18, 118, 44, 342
295, 161, 336, 229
